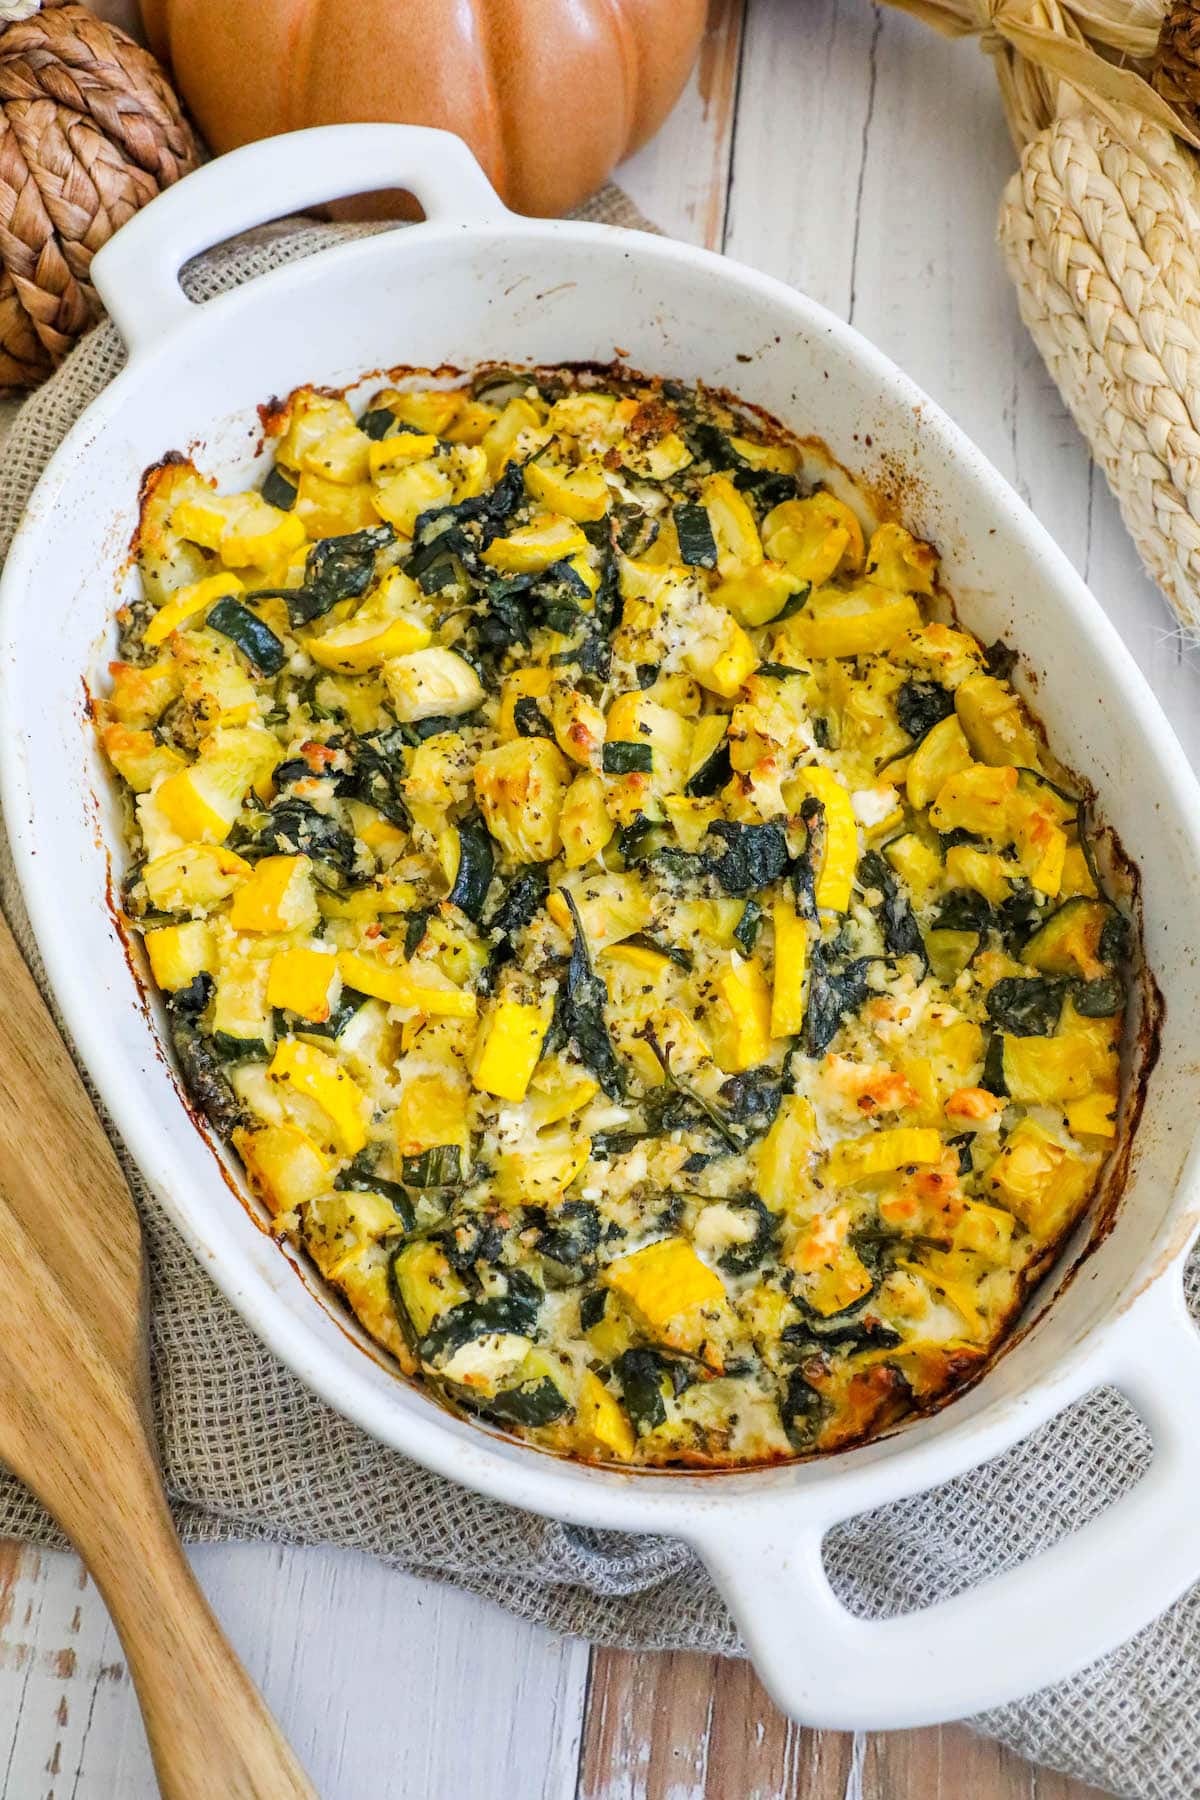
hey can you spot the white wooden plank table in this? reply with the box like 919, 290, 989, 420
0, 0, 1192, 1793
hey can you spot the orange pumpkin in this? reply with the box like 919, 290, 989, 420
139, 0, 707, 218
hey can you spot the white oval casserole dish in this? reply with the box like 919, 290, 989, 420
3, 125, 1200, 1730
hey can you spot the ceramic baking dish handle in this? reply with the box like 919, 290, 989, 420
692, 1276, 1200, 1730
90, 125, 506, 359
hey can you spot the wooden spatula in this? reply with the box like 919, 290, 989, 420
0, 908, 315, 1799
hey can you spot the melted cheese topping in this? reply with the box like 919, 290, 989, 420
99, 368, 1132, 1467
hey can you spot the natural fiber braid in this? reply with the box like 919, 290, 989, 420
999, 107, 1200, 631
0, 0, 198, 391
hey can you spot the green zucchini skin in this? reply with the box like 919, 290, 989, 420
261, 465, 298, 510
206, 597, 287, 674
402, 1145, 463, 1188
603, 741, 654, 775
672, 501, 719, 569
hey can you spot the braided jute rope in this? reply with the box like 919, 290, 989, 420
0, 0, 198, 391
999, 105, 1200, 631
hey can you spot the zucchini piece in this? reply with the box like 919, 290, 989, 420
333, 1162, 416, 1232
603, 741, 653, 775
388, 1238, 470, 1345
685, 714, 731, 798
206, 597, 287, 676
359, 406, 397, 440
402, 1145, 463, 1188
447, 815, 495, 923
483, 1370, 570, 1428
261, 465, 298, 511
1022, 896, 1112, 980
672, 501, 719, 570
416, 1282, 543, 1366
612, 1348, 692, 1435
925, 928, 977, 983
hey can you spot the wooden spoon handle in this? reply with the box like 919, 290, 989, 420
80, 1443, 317, 1800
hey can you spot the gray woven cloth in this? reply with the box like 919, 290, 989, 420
1, 188, 1197, 1800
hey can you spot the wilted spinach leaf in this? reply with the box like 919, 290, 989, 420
708, 821, 790, 896
896, 678, 954, 741
985, 975, 1064, 1036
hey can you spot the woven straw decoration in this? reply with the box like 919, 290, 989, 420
0, 0, 199, 391
881, 0, 1200, 636
998, 106, 1200, 630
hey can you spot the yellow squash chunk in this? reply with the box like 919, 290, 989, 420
729, 436, 801, 474
757, 1095, 818, 1215
944, 843, 1012, 905
381, 389, 465, 437
267, 1039, 368, 1157
985, 1118, 1094, 1238
473, 996, 555, 1102
524, 458, 609, 522
144, 919, 213, 991
385, 647, 485, 721
684, 608, 759, 700
395, 1067, 470, 1154
481, 397, 548, 473
560, 772, 615, 868
233, 1121, 333, 1218
367, 431, 439, 475
954, 672, 1041, 768
827, 1127, 942, 1185
550, 685, 606, 769
864, 523, 937, 594
1059, 842, 1099, 899
905, 714, 972, 811
712, 953, 773, 1072
1022, 896, 1111, 980
229, 855, 320, 934
770, 897, 809, 1036
928, 762, 1018, 839
296, 417, 370, 482
337, 950, 476, 1019
778, 590, 920, 660
266, 945, 340, 1020
482, 513, 588, 574
99, 724, 187, 793
794, 1245, 876, 1317
762, 494, 865, 585
143, 572, 244, 650
372, 458, 453, 534
1001, 1032, 1101, 1104
105, 657, 180, 727
953, 1200, 1017, 1263
883, 831, 942, 902
273, 390, 357, 469
604, 1238, 725, 1337
142, 843, 251, 912
155, 727, 281, 844
661, 795, 721, 852
623, 430, 692, 481
575, 1371, 636, 1462
222, 500, 307, 569
792, 766, 858, 911
475, 737, 572, 863
294, 471, 381, 539
495, 1138, 590, 1205
701, 474, 763, 576
307, 569, 431, 672
1066, 1091, 1119, 1138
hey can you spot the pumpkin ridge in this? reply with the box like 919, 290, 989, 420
286, 0, 320, 139
469, 0, 510, 206
593, 0, 637, 152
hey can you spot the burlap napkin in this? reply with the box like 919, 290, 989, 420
1, 189, 1197, 1800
